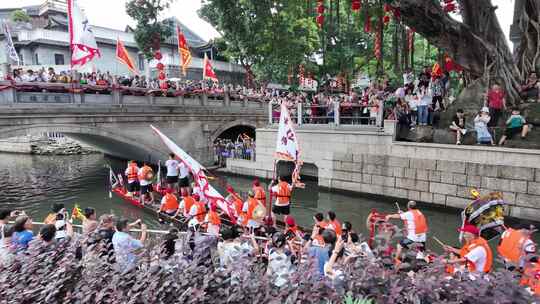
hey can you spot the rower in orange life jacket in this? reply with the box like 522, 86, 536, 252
443, 224, 493, 274
205, 202, 221, 236
270, 176, 293, 219
159, 189, 179, 216
312, 212, 328, 247
226, 186, 245, 222
124, 160, 140, 197
327, 211, 342, 236
252, 179, 266, 204
242, 190, 265, 229
175, 190, 197, 218
138, 162, 155, 205
497, 227, 537, 270
385, 200, 428, 261
188, 195, 206, 224
520, 258, 540, 296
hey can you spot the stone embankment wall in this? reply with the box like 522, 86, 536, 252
227, 122, 540, 221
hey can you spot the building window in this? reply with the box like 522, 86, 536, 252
34, 53, 39, 65
54, 54, 65, 65
138, 54, 145, 71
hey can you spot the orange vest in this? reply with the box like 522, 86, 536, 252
328, 220, 342, 236
162, 193, 179, 211
233, 198, 244, 218
183, 196, 196, 216
243, 198, 260, 225
193, 201, 206, 222
207, 210, 221, 225
520, 262, 540, 295
497, 228, 528, 264
404, 210, 428, 234
126, 164, 139, 182
276, 181, 291, 206
462, 237, 493, 273
253, 186, 266, 202
138, 165, 153, 181
316, 221, 329, 230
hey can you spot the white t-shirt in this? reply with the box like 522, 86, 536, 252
138, 168, 151, 186
165, 159, 179, 177
464, 245, 487, 273
399, 211, 426, 242
178, 162, 188, 178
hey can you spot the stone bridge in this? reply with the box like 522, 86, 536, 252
0, 82, 267, 165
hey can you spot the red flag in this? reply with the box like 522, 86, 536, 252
176, 26, 192, 76
116, 38, 138, 74
203, 53, 218, 82
432, 63, 443, 78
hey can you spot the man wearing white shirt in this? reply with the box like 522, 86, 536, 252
178, 161, 190, 194
164, 153, 179, 191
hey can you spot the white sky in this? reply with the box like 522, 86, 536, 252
0, 0, 515, 44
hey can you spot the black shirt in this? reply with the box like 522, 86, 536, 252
452, 115, 465, 128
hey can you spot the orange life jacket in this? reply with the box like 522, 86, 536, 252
497, 228, 528, 264
207, 210, 221, 225
316, 221, 329, 230
242, 198, 260, 226
162, 193, 179, 211
138, 165, 153, 181
328, 219, 342, 236
462, 237, 493, 273
276, 181, 291, 206
233, 198, 244, 218
404, 210, 428, 234
253, 186, 266, 202
520, 262, 540, 295
193, 201, 206, 222
183, 196, 196, 216
126, 164, 139, 182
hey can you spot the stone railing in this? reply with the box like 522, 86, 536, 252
0, 81, 265, 109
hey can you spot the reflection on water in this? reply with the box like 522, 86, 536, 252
0, 153, 538, 251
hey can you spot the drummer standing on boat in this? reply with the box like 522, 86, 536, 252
165, 153, 180, 192
178, 161, 190, 195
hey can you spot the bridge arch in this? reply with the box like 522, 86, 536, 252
210, 120, 258, 143
0, 124, 166, 161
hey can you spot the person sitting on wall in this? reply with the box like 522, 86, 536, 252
520, 72, 540, 102
498, 107, 530, 146
449, 109, 467, 145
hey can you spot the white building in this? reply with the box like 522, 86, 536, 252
0, 0, 245, 83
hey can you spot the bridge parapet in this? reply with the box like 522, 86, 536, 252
0, 81, 265, 110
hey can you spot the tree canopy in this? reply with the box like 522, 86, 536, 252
10, 10, 31, 23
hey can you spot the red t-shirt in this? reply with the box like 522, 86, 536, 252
487, 89, 505, 109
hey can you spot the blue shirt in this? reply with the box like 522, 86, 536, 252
112, 231, 143, 271
308, 245, 330, 276
12, 230, 33, 250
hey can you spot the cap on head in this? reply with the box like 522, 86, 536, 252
285, 215, 296, 227
481, 106, 490, 113
248, 190, 255, 197
458, 224, 480, 236
407, 200, 417, 209
272, 232, 287, 248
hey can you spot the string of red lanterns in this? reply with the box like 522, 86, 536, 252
316, 0, 325, 28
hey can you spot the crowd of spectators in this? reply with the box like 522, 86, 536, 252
214, 137, 255, 166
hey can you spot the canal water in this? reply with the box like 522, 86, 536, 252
1, 153, 538, 252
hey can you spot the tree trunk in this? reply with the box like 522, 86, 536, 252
399, 0, 521, 102
393, 22, 401, 76
515, 0, 540, 79
401, 25, 409, 70
410, 32, 415, 71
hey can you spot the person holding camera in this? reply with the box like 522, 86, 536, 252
112, 218, 147, 271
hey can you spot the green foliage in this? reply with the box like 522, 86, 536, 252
343, 294, 374, 304
199, 0, 319, 83
125, 0, 175, 61
10, 10, 31, 23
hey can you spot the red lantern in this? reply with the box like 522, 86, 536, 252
384, 3, 392, 12
156, 62, 164, 71
351, 0, 361, 11
154, 51, 162, 60
158, 72, 166, 80
364, 15, 371, 33
383, 15, 391, 25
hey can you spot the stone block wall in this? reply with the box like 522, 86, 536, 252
227, 123, 540, 221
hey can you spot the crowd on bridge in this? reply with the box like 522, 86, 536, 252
213, 135, 256, 166
0, 157, 539, 302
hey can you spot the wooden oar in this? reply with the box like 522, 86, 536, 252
432, 236, 447, 248
395, 202, 401, 213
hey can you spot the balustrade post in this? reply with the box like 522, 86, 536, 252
201, 93, 208, 106
224, 92, 231, 106
268, 100, 273, 124
148, 94, 155, 105
376, 98, 384, 127
112, 89, 121, 105
334, 101, 340, 125
297, 102, 303, 125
